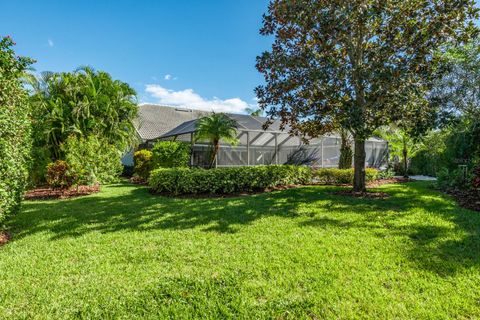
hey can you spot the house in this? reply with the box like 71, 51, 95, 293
122, 104, 388, 168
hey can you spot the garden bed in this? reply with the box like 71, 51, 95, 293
25, 185, 100, 200
445, 189, 480, 212
0, 231, 11, 246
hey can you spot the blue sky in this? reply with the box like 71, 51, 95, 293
1, 0, 272, 113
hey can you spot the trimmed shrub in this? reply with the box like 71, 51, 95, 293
149, 165, 312, 195
378, 169, 395, 180
151, 141, 191, 168
0, 36, 33, 224
313, 168, 379, 184
62, 135, 123, 185
46, 160, 77, 189
134, 149, 153, 179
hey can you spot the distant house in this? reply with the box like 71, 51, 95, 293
122, 104, 388, 168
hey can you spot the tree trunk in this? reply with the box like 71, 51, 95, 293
402, 140, 408, 178
339, 130, 353, 169
210, 140, 219, 169
353, 137, 366, 192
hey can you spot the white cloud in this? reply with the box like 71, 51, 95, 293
145, 84, 252, 113
164, 74, 172, 80
47, 39, 54, 47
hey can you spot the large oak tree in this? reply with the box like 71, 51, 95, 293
256, 0, 478, 191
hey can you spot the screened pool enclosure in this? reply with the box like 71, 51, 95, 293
157, 114, 388, 168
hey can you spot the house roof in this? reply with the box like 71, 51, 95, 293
135, 104, 386, 145
160, 113, 287, 139
135, 104, 209, 141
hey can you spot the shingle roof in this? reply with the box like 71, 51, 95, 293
160, 113, 286, 139
135, 104, 209, 141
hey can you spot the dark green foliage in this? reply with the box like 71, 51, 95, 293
62, 135, 123, 185
338, 133, 353, 169
149, 165, 312, 195
151, 141, 191, 168
256, 0, 478, 191
134, 149, 153, 180
436, 168, 470, 190
314, 168, 378, 185
378, 169, 395, 180
410, 119, 480, 177
45, 160, 77, 189
0, 36, 33, 224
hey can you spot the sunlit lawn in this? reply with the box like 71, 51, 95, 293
1, 181, 479, 319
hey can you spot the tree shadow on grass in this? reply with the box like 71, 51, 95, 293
10, 181, 480, 276
299, 183, 480, 276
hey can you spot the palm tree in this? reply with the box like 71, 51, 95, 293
245, 107, 263, 116
195, 113, 239, 168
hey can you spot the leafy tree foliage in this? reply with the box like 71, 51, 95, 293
151, 141, 191, 168
62, 135, 123, 185
29, 66, 138, 161
431, 37, 480, 118
256, 0, 478, 191
377, 125, 422, 177
195, 113, 239, 168
0, 36, 34, 223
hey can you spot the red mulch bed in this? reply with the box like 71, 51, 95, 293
0, 231, 11, 246
25, 185, 100, 200
445, 189, 480, 212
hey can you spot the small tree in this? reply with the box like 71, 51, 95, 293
377, 126, 421, 178
256, 0, 478, 192
195, 113, 239, 168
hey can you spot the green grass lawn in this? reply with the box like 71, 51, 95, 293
1, 181, 479, 319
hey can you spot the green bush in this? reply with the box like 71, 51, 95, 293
149, 165, 312, 195
151, 141, 190, 168
62, 135, 123, 185
45, 160, 77, 189
378, 169, 395, 179
436, 167, 471, 190
0, 36, 33, 224
134, 149, 153, 179
313, 168, 379, 184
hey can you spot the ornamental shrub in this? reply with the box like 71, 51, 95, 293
134, 149, 153, 179
313, 168, 378, 184
149, 165, 312, 195
45, 160, 77, 189
151, 141, 191, 168
0, 36, 34, 224
62, 135, 123, 185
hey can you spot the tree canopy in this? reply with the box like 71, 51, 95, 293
195, 113, 238, 168
256, 0, 478, 191
29, 66, 138, 160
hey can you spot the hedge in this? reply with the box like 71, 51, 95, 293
149, 165, 313, 195
313, 168, 379, 184
0, 66, 32, 222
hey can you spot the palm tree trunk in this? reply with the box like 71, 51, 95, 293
403, 139, 408, 178
210, 140, 219, 169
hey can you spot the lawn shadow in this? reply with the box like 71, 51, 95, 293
10, 181, 480, 276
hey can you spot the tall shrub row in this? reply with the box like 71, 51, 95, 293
149, 165, 312, 195
0, 36, 34, 223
